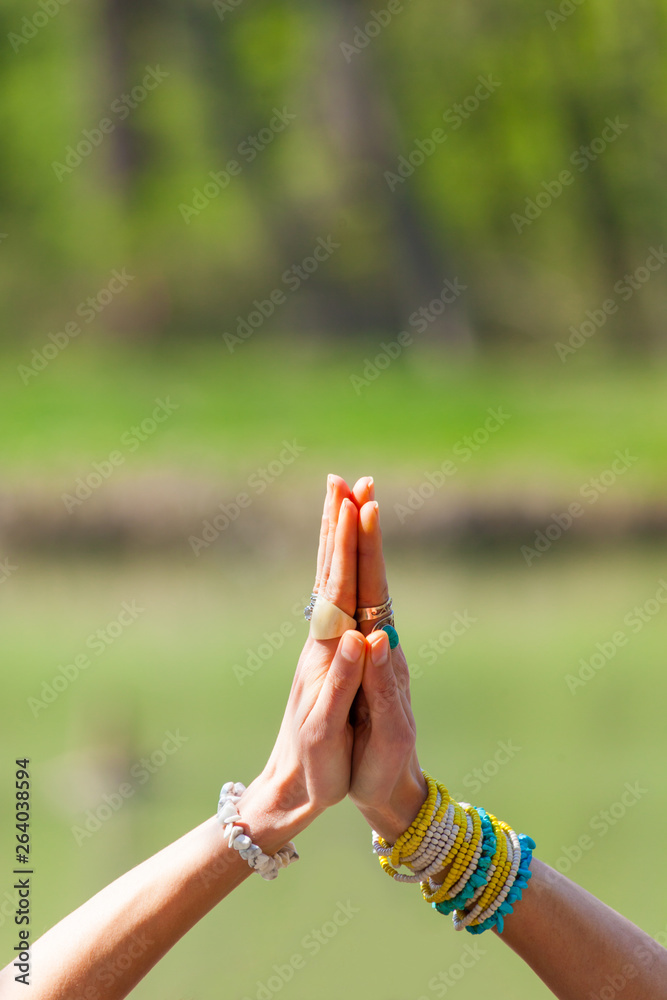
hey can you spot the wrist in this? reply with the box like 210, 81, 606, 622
354, 769, 429, 844
236, 772, 323, 856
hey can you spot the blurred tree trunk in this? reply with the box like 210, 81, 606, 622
563, 96, 652, 351
102, 0, 142, 194
186, 0, 475, 346
324, 0, 475, 350
185, 5, 349, 333
99, 0, 172, 337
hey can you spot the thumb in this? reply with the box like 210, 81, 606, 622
362, 630, 402, 726
312, 630, 366, 731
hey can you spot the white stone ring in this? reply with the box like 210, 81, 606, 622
309, 596, 357, 640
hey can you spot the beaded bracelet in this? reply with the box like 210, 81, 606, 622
216, 781, 299, 881
372, 771, 535, 934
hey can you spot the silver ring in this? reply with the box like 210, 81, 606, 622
370, 613, 395, 633
355, 597, 393, 622
303, 591, 318, 622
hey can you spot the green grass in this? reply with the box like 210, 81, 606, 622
2, 336, 667, 497
2, 547, 666, 999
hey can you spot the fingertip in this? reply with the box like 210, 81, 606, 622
368, 628, 390, 667
352, 476, 375, 507
327, 476, 355, 523
360, 499, 380, 533
340, 629, 365, 662
339, 496, 358, 529
329, 474, 351, 492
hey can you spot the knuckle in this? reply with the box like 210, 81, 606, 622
324, 571, 342, 602
327, 669, 351, 699
301, 717, 329, 749
372, 677, 398, 714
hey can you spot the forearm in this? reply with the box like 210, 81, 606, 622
0, 817, 248, 1000
0, 784, 312, 1000
499, 858, 667, 1000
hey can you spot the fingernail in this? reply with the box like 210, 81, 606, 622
341, 631, 364, 662
370, 631, 389, 667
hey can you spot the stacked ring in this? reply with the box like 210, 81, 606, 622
356, 597, 397, 642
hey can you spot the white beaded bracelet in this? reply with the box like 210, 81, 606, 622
216, 781, 299, 881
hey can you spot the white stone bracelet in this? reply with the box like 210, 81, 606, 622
216, 781, 299, 881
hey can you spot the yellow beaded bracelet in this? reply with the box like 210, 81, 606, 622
389, 772, 439, 866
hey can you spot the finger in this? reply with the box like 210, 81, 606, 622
314, 477, 332, 593
323, 497, 357, 618
357, 500, 412, 692
362, 630, 405, 729
356, 500, 389, 635
313, 629, 366, 731
320, 475, 354, 595
352, 476, 374, 508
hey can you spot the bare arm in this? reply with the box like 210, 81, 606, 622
347, 477, 667, 1000
0, 479, 366, 1000
0, 811, 292, 1000
500, 858, 667, 1000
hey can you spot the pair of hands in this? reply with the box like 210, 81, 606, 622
240, 475, 428, 851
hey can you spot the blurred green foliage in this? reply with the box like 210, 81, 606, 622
2, 0, 666, 351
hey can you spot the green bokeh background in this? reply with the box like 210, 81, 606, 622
2, 1, 667, 998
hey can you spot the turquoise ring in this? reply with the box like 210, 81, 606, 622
381, 624, 399, 649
